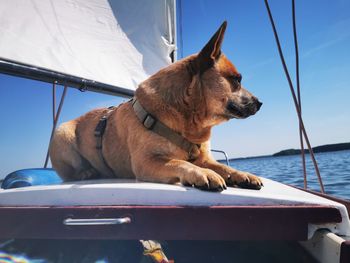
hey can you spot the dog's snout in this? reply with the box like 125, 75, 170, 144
227, 100, 239, 112
241, 96, 250, 105
252, 97, 262, 111
256, 100, 263, 111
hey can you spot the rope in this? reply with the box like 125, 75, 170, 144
44, 85, 68, 168
178, 0, 184, 58
292, 0, 307, 189
52, 82, 56, 125
264, 0, 325, 193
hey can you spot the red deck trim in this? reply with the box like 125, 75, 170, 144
0, 205, 341, 240
297, 187, 350, 217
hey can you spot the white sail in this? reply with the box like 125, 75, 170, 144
0, 0, 176, 95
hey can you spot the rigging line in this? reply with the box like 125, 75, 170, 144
178, 0, 184, 58
44, 85, 68, 168
264, 0, 325, 193
292, 0, 307, 189
52, 82, 56, 125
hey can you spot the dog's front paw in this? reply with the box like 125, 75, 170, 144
181, 168, 227, 192
227, 171, 263, 190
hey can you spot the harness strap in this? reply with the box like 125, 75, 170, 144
131, 98, 201, 161
94, 106, 116, 177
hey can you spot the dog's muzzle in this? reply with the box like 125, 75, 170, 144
226, 98, 262, 119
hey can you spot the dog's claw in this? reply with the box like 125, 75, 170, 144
217, 185, 225, 192
203, 186, 224, 192
236, 180, 262, 190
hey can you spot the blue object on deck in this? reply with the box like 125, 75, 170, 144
1, 168, 62, 189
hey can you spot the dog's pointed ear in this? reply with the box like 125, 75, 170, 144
195, 21, 227, 73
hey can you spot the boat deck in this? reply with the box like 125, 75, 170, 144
0, 178, 349, 240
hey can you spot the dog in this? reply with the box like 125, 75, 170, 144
50, 21, 263, 191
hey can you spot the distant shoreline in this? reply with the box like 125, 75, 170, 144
272, 142, 350, 157
222, 142, 350, 162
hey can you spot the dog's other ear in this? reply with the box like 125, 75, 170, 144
195, 21, 227, 73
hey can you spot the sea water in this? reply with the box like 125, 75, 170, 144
229, 149, 350, 200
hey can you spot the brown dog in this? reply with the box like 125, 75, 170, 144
50, 21, 263, 191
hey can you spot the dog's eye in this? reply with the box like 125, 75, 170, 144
229, 74, 242, 89
237, 74, 242, 83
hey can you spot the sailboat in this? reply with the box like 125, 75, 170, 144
0, 0, 349, 262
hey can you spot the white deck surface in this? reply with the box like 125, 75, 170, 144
1, 177, 350, 238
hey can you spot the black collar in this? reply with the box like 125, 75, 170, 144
131, 98, 201, 161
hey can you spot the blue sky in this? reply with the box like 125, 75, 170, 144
0, 0, 350, 178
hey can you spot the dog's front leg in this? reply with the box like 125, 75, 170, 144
196, 159, 263, 190
133, 158, 226, 191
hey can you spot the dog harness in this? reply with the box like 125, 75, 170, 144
94, 106, 116, 177
131, 98, 201, 161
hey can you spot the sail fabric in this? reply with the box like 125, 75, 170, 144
0, 0, 176, 92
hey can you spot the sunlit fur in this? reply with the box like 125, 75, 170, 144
50, 22, 263, 191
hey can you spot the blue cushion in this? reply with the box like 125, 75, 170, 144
1, 168, 62, 189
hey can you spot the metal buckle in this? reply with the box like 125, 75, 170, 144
143, 114, 156, 129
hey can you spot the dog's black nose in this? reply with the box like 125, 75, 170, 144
252, 97, 262, 111
257, 100, 263, 110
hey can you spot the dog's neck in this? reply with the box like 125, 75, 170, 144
135, 58, 212, 144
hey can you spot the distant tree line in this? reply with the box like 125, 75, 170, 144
273, 142, 350, 157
